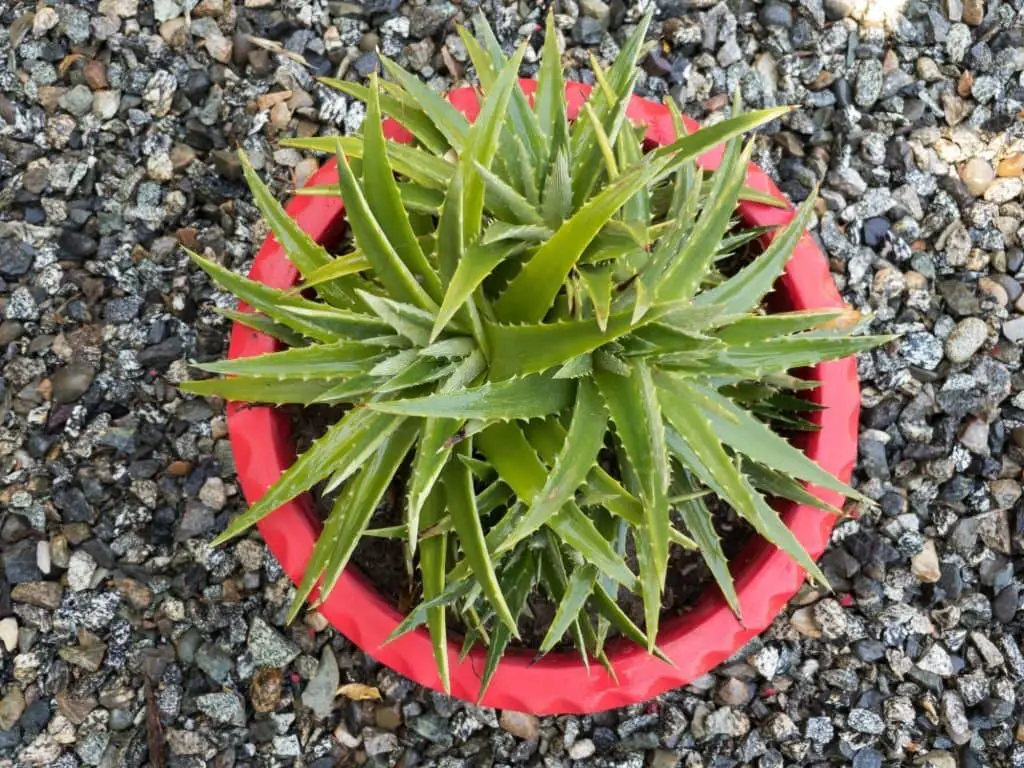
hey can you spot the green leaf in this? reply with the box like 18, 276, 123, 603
283, 250, 371, 293
377, 358, 455, 394
315, 420, 419, 602
357, 290, 436, 346
595, 360, 669, 648
494, 157, 667, 324
420, 337, 475, 359
686, 380, 863, 501
674, 478, 740, 617
180, 376, 340, 404
570, 13, 651, 206
476, 479, 513, 517
472, 161, 547, 226
661, 386, 828, 586
239, 151, 354, 309
211, 408, 403, 545
432, 238, 525, 341
472, 13, 545, 178
541, 149, 573, 226
435, 165, 465, 286
188, 249, 388, 342
581, 100, 619, 181
443, 440, 519, 637
590, 586, 664, 658
281, 135, 454, 190
577, 265, 613, 332
333, 141, 437, 312
616, 122, 651, 224
487, 305, 662, 381
476, 421, 636, 589
406, 417, 463, 553
696, 195, 814, 314
417, 486, 450, 692
540, 564, 598, 653
495, 106, 757, 324
537, 532, 597, 669
533, 10, 568, 146
379, 55, 470, 151
320, 411, 409, 495
368, 374, 573, 421
480, 221, 552, 245
553, 354, 593, 379
312, 373, 386, 404
712, 334, 890, 375
738, 184, 789, 208
215, 308, 307, 347
477, 549, 537, 699
193, 340, 382, 379
655, 137, 754, 303
362, 74, 444, 303
287, 464, 359, 623
497, 379, 607, 553
745, 461, 843, 515
317, 77, 449, 155
387, 578, 475, 642
524, 419, 643, 526
714, 310, 847, 345
459, 43, 528, 243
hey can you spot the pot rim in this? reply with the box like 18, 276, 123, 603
224, 80, 859, 714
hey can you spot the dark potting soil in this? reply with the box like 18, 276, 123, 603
287, 403, 757, 651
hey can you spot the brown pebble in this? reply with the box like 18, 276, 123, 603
295, 157, 320, 188
269, 101, 291, 129
166, 460, 192, 476
11, 581, 63, 610
37, 86, 66, 112
251, 668, 283, 713
170, 143, 196, 171
962, 0, 984, 25
359, 31, 379, 52
192, 0, 225, 16
287, 90, 314, 111
296, 118, 320, 138
159, 17, 189, 46
499, 710, 540, 740
83, 59, 108, 89
704, 93, 729, 112
176, 227, 198, 249
961, 157, 995, 197
111, 578, 154, 609
809, 70, 834, 91
882, 49, 899, 74
256, 89, 292, 110
997, 153, 1024, 178
957, 71, 973, 98
375, 703, 403, 731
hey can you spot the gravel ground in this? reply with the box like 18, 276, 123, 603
2, 0, 1024, 765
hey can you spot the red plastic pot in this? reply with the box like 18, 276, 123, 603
225, 80, 859, 714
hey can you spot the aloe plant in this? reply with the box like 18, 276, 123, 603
183, 11, 887, 698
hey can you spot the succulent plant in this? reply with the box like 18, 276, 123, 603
183, 11, 886, 697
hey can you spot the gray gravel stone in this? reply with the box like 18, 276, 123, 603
848, 708, 885, 735
946, 317, 989, 362
248, 618, 300, 667
196, 692, 246, 727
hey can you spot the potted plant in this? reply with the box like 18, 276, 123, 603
182, 12, 884, 714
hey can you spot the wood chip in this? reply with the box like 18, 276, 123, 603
337, 683, 382, 701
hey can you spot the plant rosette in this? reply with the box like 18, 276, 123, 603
185, 15, 880, 715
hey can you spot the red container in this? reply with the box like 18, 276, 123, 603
225, 81, 859, 714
